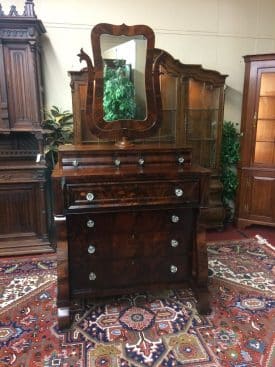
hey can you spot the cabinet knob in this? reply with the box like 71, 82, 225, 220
175, 188, 184, 197
171, 239, 179, 247
138, 157, 145, 166
86, 192, 95, 201
72, 159, 79, 167
171, 215, 180, 223
88, 244, 96, 254
178, 156, 185, 164
114, 158, 121, 167
89, 272, 97, 281
86, 219, 95, 228
170, 265, 178, 273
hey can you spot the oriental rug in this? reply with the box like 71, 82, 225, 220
0, 236, 274, 367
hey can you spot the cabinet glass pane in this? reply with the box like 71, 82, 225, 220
254, 72, 275, 165
186, 110, 218, 140
189, 79, 220, 109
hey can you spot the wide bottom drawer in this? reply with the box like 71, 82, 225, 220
70, 256, 189, 294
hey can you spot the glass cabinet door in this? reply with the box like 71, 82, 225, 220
185, 79, 221, 169
254, 71, 275, 166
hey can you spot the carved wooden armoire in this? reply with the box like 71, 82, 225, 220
69, 50, 227, 229
0, 1, 52, 255
236, 54, 275, 228
53, 23, 211, 330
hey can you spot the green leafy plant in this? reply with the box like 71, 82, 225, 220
220, 120, 240, 221
42, 106, 73, 169
103, 60, 136, 121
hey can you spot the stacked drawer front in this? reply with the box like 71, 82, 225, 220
67, 208, 195, 295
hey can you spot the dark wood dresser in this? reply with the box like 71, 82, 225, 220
53, 23, 211, 330
52, 143, 210, 329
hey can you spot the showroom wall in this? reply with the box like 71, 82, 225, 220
1, 0, 275, 126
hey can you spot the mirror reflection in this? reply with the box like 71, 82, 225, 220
100, 34, 147, 122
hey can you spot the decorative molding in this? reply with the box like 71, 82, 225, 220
0, 0, 36, 18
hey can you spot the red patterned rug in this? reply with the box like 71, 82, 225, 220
0, 236, 274, 367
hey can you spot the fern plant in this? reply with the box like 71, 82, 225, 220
220, 120, 240, 221
42, 106, 73, 170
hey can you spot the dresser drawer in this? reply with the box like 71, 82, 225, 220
65, 179, 200, 209
66, 208, 194, 237
68, 229, 193, 261
70, 255, 189, 294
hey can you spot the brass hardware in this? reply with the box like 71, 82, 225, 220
171, 215, 179, 223
175, 188, 184, 197
114, 158, 121, 167
86, 192, 95, 201
88, 245, 96, 254
171, 239, 179, 247
170, 265, 178, 273
89, 272, 96, 280
87, 219, 95, 228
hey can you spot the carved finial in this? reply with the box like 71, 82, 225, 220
0, 5, 4, 16
9, 5, 18, 16
23, 0, 36, 17
78, 48, 94, 71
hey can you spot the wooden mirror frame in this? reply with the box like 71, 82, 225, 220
79, 23, 162, 147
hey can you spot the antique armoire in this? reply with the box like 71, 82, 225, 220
0, 1, 52, 255
52, 23, 217, 329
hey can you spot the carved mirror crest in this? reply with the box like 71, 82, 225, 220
79, 23, 162, 147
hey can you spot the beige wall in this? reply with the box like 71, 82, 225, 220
2, 0, 275, 126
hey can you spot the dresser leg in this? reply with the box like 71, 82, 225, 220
195, 287, 211, 315
57, 307, 71, 330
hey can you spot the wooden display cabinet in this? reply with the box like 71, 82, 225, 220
236, 54, 275, 228
0, 1, 52, 255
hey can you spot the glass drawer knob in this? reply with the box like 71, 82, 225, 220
89, 272, 96, 281
178, 156, 185, 164
170, 265, 178, 273
171, 215, 179, 223
114, 159, 121, 167
171, 239, 179, 247
88, 245, 96, 254
175, 188, 184, 197
86, 192, 95, 201
138, 158, 145, 166
87, 219, 95, 228
72, 159, 79, 167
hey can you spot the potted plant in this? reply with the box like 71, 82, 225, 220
42, 106, 73, 170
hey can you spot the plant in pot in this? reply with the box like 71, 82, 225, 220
220, 120, 240, 222
42, 105, 73, 170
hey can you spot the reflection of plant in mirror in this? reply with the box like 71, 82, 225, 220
42, 106, 73, 170
103, 60, 136, 121
220, 120, 240, 221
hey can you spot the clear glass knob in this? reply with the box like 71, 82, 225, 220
171, 215, 179, 223
171, 239, 179, 247
88, 245, 96, 254
175, 188, 184, 197
170, 265, 178, 273
86, 219, 95, 228
72, 159, 79, 167
178, 156, 185, 164
86, 192, 95, 201
114, 159, 121, 167
138, 158, 145, 166
89, 272, 96, 281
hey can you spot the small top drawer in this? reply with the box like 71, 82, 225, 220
65, 179, 200, 209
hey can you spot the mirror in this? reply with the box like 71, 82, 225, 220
81, 23, 162, 147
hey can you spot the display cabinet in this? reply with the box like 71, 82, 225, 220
236, 54, 275, 228
0, 1, 52, 255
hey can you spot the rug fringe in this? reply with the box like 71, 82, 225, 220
255, 234, 275, 251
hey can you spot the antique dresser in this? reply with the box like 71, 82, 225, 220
52, 23, 211, 330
